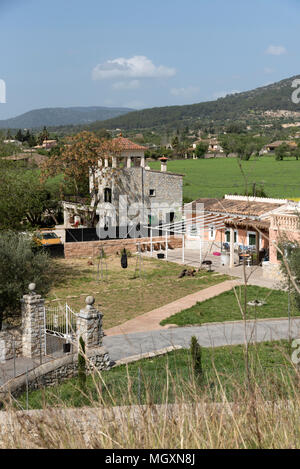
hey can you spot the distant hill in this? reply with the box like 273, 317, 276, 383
86, 75, 300, 131
0, 106, 134, 130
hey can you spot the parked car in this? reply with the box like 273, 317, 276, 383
33, 230, 62, 246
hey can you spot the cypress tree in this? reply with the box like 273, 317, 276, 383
78, 336, 86, 390
190, 336, 202, 380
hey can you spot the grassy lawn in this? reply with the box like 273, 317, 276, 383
149, 156, 300, 200
48, 256, 229, 329
17, 340, 296, 409
160, 286, 299, 327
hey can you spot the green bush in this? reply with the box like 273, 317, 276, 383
78, 336, 86, 390
190, 336, 202, 380
0, 231, 53, 330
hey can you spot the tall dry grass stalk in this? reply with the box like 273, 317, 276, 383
0, 355, 300, 449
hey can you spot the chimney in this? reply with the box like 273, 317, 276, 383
159, 156, 168, 172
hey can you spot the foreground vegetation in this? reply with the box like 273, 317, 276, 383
1, 338, 298, 448
160, 286, 297, 327
17, 340, 297, 409
47, 257, 228, 329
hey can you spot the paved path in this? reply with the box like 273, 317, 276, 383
105, 279, 240, 336
104, 318, 300, 362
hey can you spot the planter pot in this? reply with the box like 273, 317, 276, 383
221, 253, 230, 266
157, 253, 165, 259
63, 343, 71, 353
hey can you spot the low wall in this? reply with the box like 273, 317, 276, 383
0, 346, 110, 399
262, 261, 284, 281
0, 328, 22, 363
64, 236, 182, 259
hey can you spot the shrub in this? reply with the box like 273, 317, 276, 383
78, 336, 86, 390
117, 248, 132, 258
0, 231, 54, 330
190, 336, 202, 380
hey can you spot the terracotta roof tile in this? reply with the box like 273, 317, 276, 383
113, 136, 146, 151
193, 198, 282, 217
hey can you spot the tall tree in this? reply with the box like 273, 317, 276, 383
275, 143, 290, 161
0, 162, 60, 230
195, 142, 209, 159
38, 126, 49, 145
15, 129, 24, 142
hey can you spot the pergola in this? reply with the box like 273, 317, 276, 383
148, 212, 229, 266
148, 210, 270, 267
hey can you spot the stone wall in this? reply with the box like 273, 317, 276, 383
64, 235, 182, 258
0, 328, 22, 363
0, 346, 110, 399
262, 261, 283, 280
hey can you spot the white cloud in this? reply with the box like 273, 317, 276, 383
92, 55, 176, 80
266, 45, 287, 56
212, 90, 239, 99
170, 86, 200, 98
111, 80, 140, 90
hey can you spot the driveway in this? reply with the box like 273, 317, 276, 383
103, 317, 300, 362
2, 318, 299, 387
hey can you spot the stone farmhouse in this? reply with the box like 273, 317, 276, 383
260, 140, 297, 155
63, 136, 183, 232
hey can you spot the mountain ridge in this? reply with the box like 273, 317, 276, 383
0, 106, 134, 130
85, 74, 300, 131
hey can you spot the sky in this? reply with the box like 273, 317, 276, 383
0, 0, 300, 119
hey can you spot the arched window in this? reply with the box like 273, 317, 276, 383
104, 187, 112, 203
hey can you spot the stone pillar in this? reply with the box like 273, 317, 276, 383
112, 156, 118, 168
76, 296, 103, 349
21, 283, 45, 358
104, 157, 109, 168
140, 155, 145, 168
255, 231, 260, 266
63, 205, 69, 228
127, 156, 132, 168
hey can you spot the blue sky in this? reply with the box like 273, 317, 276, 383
0, 0, 299, 119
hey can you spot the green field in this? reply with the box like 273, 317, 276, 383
150, 156, 300, 200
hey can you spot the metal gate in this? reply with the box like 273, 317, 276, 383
44, 303, 77, 355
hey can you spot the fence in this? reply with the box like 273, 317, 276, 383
44, 303, 77, 355
0, 287, 105, 405
65, 225, 168, 243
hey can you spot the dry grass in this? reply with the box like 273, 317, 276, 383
1, 363, 300, 449
2, 339, 299, 449
47, 256, 228, 329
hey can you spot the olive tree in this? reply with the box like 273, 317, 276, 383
0, 232, 54, 330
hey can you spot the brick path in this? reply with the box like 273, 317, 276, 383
105, 279, 241, 336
